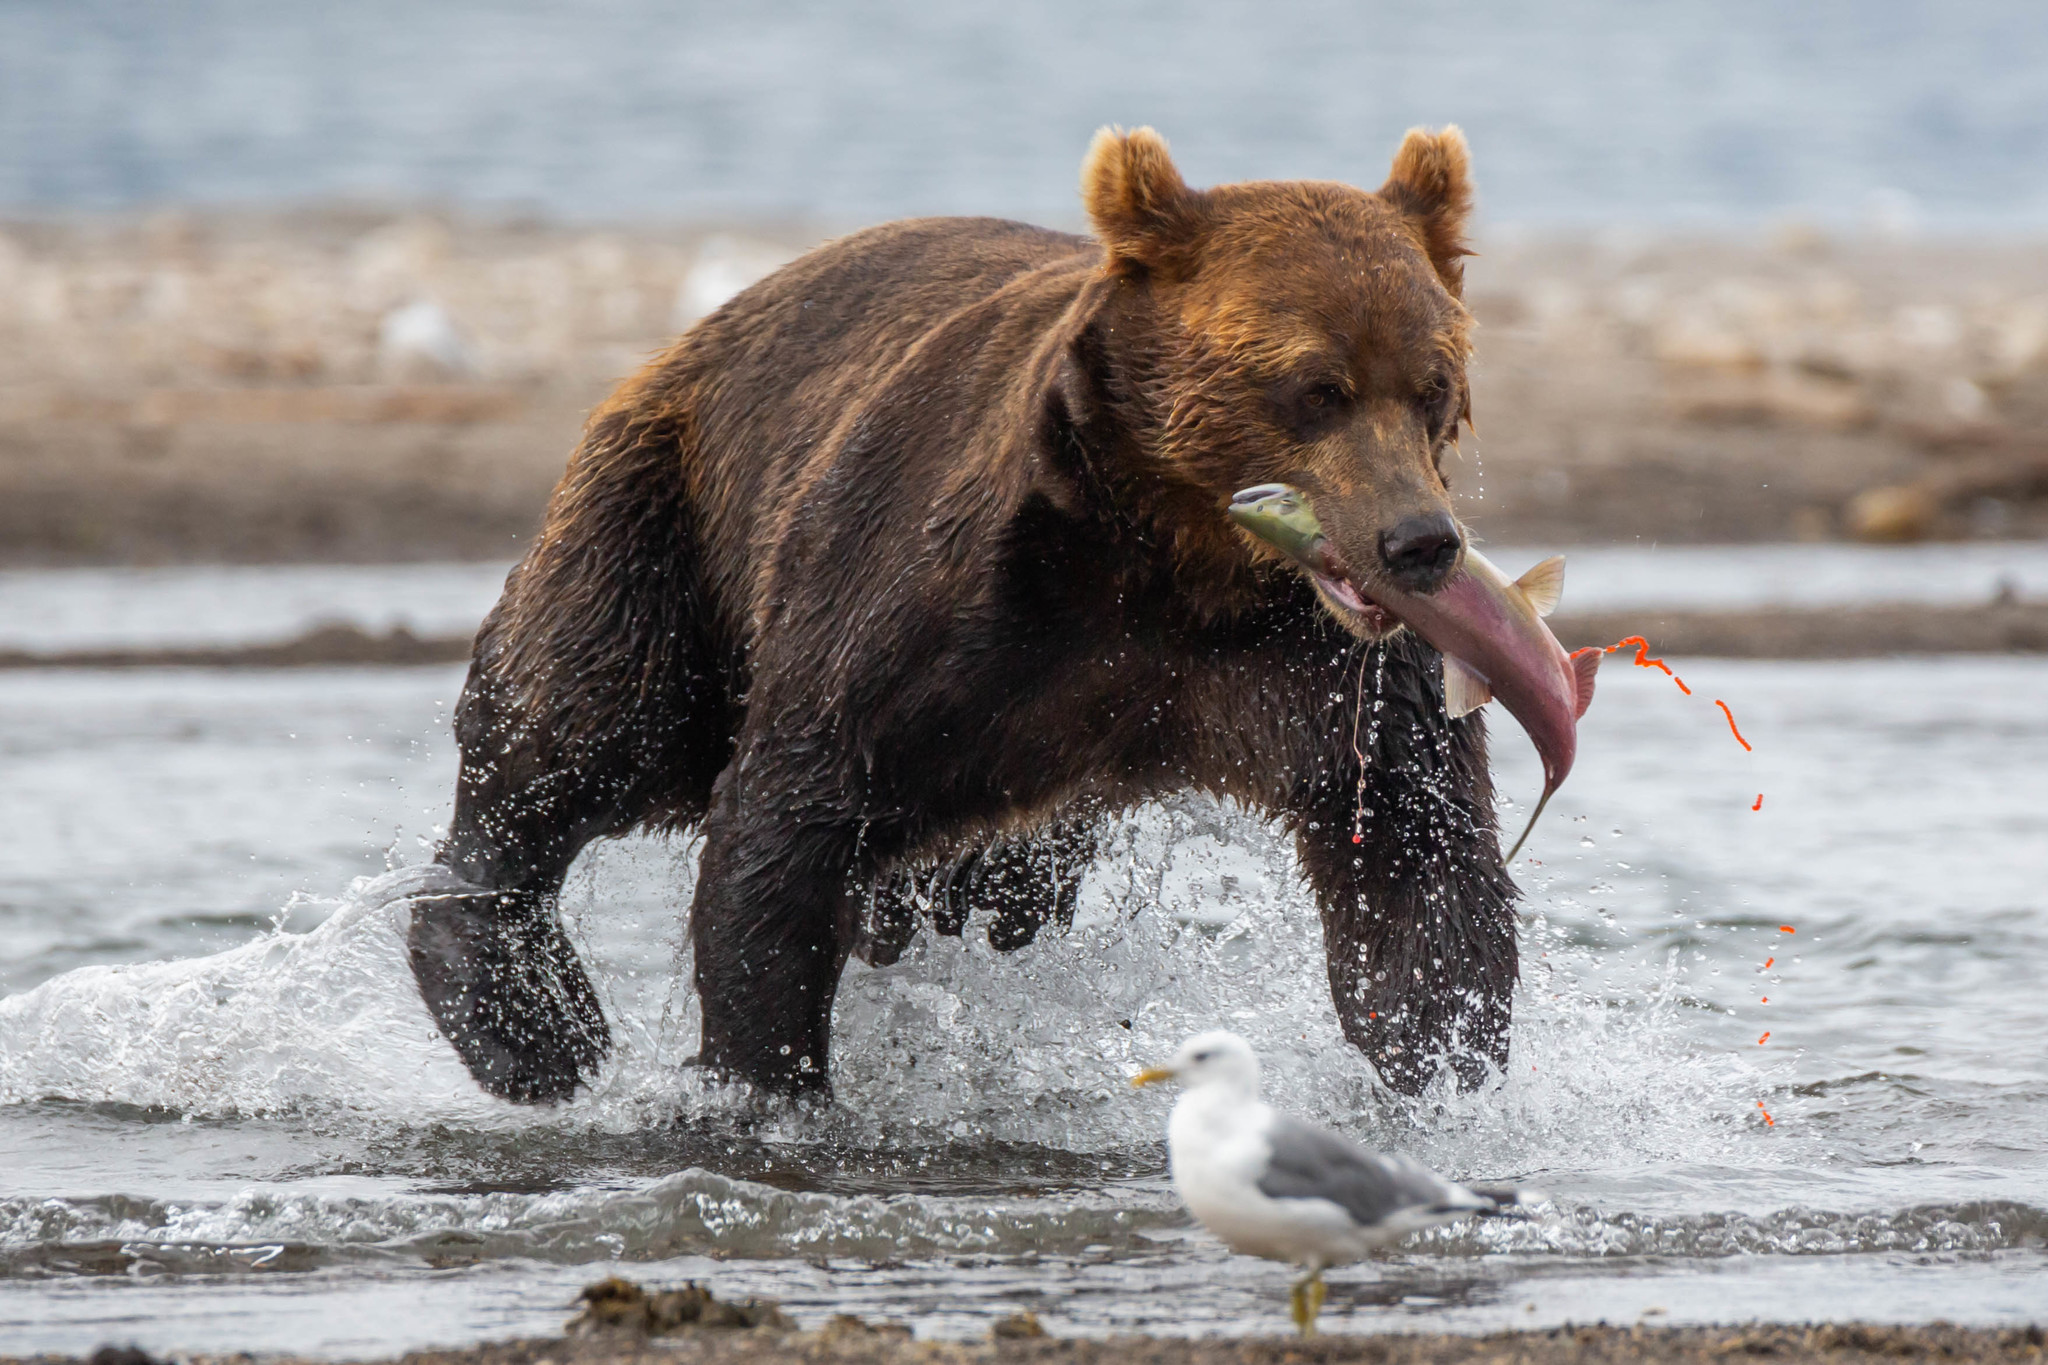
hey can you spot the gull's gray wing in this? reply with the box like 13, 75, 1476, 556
1255, 1115, 1470, 1228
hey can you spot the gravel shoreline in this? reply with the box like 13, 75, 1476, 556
12, 1322, 2046, 1365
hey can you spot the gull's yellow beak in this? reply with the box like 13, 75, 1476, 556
1130, 1066, 1176, 1088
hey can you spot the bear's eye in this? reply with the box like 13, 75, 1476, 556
1272, 378, 1352, 439
1419, 373, 1459, 435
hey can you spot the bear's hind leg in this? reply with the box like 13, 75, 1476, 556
411, 401, 736, 1104
415, 629, 734, 1102
975, 819, 1097, 952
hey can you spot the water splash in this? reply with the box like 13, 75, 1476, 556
0, 867, 488, 1120
1, 799, 1791, 1182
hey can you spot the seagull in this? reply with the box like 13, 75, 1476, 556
1132, 1030, 1533, 1335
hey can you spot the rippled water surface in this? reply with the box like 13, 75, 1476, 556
7, 541, 2047, 653
5, 0, 2047, 227
1, 570, 2045, 1354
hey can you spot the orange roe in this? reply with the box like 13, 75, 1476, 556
1757, 1101, 1775, 1126
1715, 699, 1753, 751
1599, 635, 1692, 694
1595, 636, 1761, 805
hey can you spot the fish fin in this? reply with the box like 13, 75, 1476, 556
1570, 646, 1601, 719
1443, 655, 1492, 718
1515, 555, 1566, 617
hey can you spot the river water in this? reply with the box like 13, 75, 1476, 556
3, 0, 2046, 229
1, 552, 2046, 1355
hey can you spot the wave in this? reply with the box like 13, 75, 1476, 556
3, 1168, 2039, 1280
0, 1167, 1184, 1276
1441, 1197, 2048, 1260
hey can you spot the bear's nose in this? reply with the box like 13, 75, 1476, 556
1378, 513, 1464, 592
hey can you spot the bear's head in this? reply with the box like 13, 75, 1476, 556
1079, 125, 1475, 635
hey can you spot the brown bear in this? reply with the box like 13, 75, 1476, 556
407, 125, 1518, 1106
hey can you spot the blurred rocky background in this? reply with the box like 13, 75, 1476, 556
1465, 229, 2048, 547
0, 211, 808, 562
2, 210, 2044, 564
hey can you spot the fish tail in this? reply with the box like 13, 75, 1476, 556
1503, 788, 1553, 864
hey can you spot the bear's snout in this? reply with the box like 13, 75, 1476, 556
1377, 512, 1464, 593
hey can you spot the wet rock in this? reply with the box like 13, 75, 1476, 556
1844, 483, 1940, 541
1805, 1324, 1939, 1356
821, 1313, 914, 1341
566, 1275, 795, 1336
990, 1310, 1048, 1340
85, 1349, 160, 1365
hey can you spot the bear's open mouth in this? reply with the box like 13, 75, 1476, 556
1312, 572, 1396, 635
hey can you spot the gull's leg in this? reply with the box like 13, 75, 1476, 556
1288, 1266, 1327, 1337
1305, 1270, 1327, 1334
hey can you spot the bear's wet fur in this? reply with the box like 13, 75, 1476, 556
409, 126, 1515, 1104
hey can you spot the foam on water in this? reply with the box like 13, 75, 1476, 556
0, 1170, 1184, 1273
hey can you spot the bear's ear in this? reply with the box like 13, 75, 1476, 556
1378, 125, 1475, 295
1082, 126, 1200, 275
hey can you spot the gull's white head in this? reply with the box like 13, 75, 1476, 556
1131, 1030, 1261, 1096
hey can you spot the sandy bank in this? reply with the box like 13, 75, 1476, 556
1549, 600, 2048, 657
5, 212, 2048, 563
2, 602, 2043, 669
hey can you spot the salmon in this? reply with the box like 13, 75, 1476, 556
1228, 484, 1598, 860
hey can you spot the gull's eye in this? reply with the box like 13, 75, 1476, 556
1192, 1050, 1214, 1063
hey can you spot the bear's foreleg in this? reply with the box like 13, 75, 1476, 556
1294, 639, 1516, 1094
